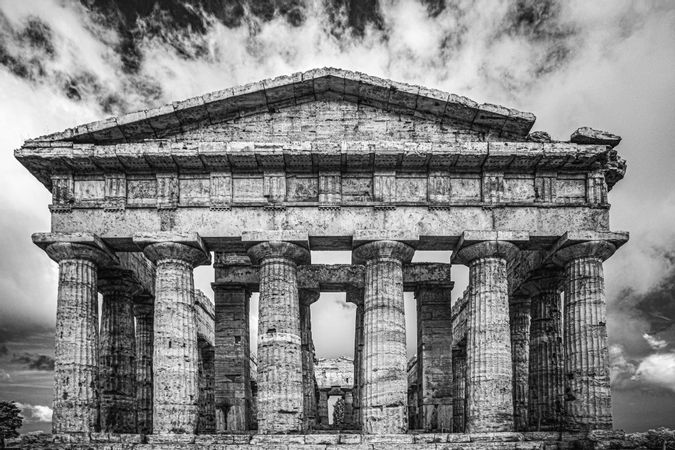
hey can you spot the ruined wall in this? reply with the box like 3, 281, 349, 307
315, 357, 354, 389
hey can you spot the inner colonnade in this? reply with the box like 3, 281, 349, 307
34, 229, 625, 436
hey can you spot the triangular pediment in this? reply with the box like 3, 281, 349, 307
27, 68, 536, 145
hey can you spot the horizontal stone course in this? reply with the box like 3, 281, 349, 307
8, 432, 643, 450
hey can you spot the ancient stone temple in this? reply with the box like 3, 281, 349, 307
14, 68, 634, 449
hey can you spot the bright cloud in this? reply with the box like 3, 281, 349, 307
635, 352, 675, 393
15, 402, 53, 423
643, 333, 669, 351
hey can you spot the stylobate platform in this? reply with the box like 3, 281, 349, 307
10, 431, 643, 449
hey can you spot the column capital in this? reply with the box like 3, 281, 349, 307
452, 230, 527, 265
247, 241, 310, 265
142, 242, 210, 267
45, 242, 117, 267
134, 302, 154, 318
509, 293, 531, 307
133, 232, 210, 267
299, 288, 321, 305
352, 240, 414, 264
552, 240, 616, 266
453, 240, 519, 265
98, 268, 143, 296
414, 283, 454, 300
519, 267, 564, 297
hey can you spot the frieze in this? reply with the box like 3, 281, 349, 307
50, 169, 610, 211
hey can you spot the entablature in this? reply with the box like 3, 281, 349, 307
18, 141, 622, 213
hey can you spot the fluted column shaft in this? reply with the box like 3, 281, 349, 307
456, 241, 517, 432
99, 271, 139, 433
346, 288, 364, 429
142, 242, 209, 434
354, 240, 414, 434
46, 242, 115, 433
509, 296, 531, 431
134, 303, 154, 435
555, 241, 615, 430
197, 343, 216, 433
300, 289, 320, 431
318, 390, 329, 425
248, 241, 310, 434
525, 270, 564, 431
451, 349, 466, 433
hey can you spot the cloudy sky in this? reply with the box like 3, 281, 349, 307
0, 0, 674, 433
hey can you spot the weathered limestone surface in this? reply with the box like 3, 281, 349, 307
44, 241, 116, 433
197, 342, 216, 433
523, 269, 564, 431
133, 303, 154, 435
508, 295, 531, 432
10, 429, 646, 449
213, 253, 252, 432
248, 241, 310, 433
139, 238, 210, 434
570, 127, 621, 148
415, 286, 454, 432
216, 263, 452, 292
299, 289, 320, 430
317, 390, 329, 426
354, 240, 414, 434
452, 348, 467, 433
21, 69, 630, 440
98, 270, 140, 433
554, 241, 616, 431
455, 240, 517, 433
195, 289, 216, 433
345, 288, 364, 428
50, 207, 612, 250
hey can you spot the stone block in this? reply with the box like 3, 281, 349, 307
305, 434, 340, 445
339, 434, 363, 444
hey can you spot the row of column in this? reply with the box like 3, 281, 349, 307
46, 236, 614, 435
47, 239, 210, 435
452, 240, 615, 433
508, 242, 615, 432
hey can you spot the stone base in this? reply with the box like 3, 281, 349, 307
8, 430, 645, 449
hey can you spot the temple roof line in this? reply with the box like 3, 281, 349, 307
26, 67, 538, 144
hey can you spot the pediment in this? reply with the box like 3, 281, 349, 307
26, 68, 536, 145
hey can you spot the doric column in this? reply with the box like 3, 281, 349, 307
554, 241, 616, 430
416, 285, 454, 432
248, 241, 310, 434
353, 240, 414, 434
213, 253, 252, 432
197, 343, 216, 433
455, 240, 518, 432
346, 287, 364, 429
522, 269, 564, 431
134, 302, 154, 435
136, 235, 210, 434
318, 390, 329, 425
98, 269, 140, 433
509, 295, 531, 432
42, 240, 117, 433
299, 288, 320, 431
344, 390, 354, 428
451, 348, 466, 433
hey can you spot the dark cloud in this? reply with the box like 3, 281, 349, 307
10, 353, 55, 371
